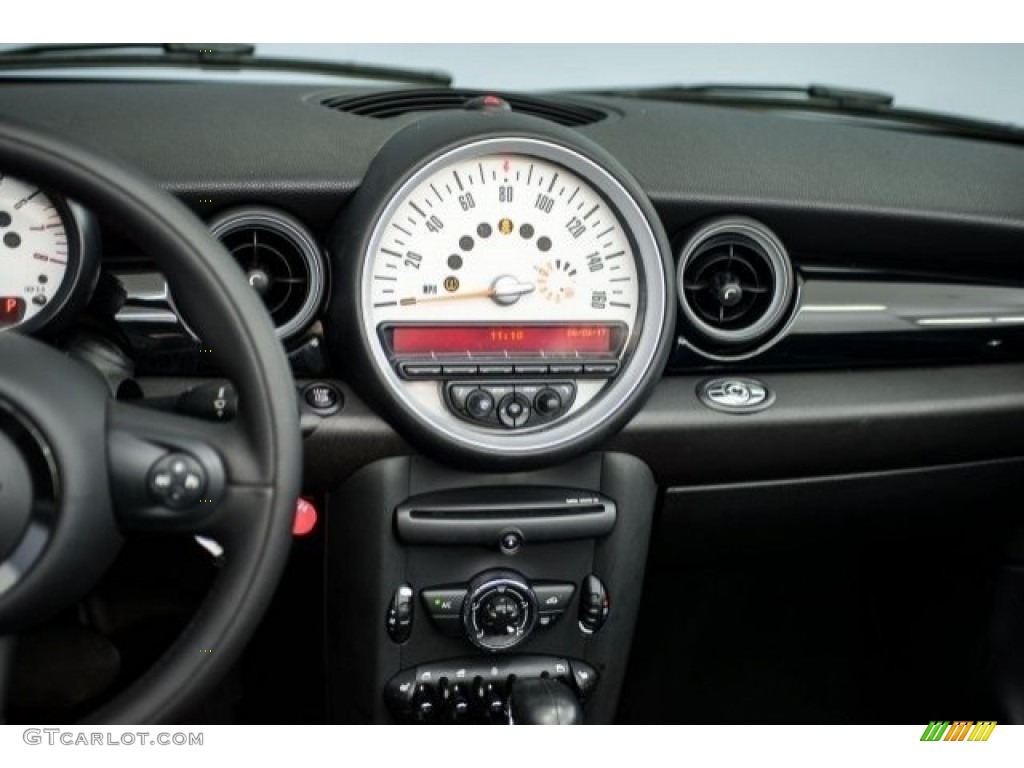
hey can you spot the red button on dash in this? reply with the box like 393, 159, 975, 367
293, 497, 318, 536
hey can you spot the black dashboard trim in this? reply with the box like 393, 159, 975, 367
137, 361, 1024, 492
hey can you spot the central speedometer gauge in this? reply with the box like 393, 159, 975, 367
368, 152, 641, 357
332, 114, 674, 465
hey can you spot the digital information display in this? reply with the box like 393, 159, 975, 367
391, 324, 617, 356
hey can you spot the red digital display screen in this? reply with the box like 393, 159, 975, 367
0, 297, 25, 324
391, 325, 616, 355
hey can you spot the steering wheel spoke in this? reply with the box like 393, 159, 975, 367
108, 400, 273, 539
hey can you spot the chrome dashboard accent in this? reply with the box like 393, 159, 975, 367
697, 377, 774, 414
790, 280, 1024, 334
113, 271, 195, 335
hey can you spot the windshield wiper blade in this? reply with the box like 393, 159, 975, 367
0, 43, 452, 86
1, 43, 258, 57
594, 82, 1024, 145
644, 82, 895, 108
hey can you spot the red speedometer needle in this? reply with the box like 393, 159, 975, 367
399, 276, 535, 306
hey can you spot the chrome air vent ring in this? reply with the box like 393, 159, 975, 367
677, 216, 797, 359
209, 207, 325, 340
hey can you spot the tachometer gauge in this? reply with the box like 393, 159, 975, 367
331, 113, 674, 466
0, 175, 96, 333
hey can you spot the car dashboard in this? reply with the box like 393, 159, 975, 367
2, 78, 1024, 724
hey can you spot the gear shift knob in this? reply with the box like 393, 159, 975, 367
508, 678, 583, 725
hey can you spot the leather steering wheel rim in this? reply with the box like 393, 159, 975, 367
0, 118, 302, 723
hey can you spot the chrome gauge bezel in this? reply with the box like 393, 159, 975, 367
3, 192, 98, 336
357, 136, 670, 458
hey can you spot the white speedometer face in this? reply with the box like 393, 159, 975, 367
351, 133, 669, 460
0, 176, 72, 330
367, 152, 641, 355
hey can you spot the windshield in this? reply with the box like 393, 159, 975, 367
265, 44, 1024, 126
0, 43, 1021, 127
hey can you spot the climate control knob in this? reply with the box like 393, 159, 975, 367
481, 593, 521, 631
462, 569, 538, 651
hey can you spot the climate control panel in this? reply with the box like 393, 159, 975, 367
430, 569, 551, 651
415, 569, 608, 651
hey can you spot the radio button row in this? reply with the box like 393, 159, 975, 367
399, 360, 619, 379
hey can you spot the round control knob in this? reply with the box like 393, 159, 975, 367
497, 394, 531, 429
462, 568, 538, 651
465, 389, 495, 420
533, 388, 562, 417
481, 593, 521, 631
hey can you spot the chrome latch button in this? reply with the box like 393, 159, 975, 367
698, 377, 774, 413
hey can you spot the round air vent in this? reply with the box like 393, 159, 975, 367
208, 208, 325, 340
677, 217, 797, 358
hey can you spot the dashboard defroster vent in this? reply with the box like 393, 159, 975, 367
208, 208, 325, 341
677, 217, 797, 359
321, 89, 606, 127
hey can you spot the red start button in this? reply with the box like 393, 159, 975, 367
293, 497, 318, 536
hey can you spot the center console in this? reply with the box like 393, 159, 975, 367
324, 452, 657, 724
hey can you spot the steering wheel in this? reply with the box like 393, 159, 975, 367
0, 119, 302, 723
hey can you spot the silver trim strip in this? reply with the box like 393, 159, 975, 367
115, 307, 179, 324
790, 279, 1024, 334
